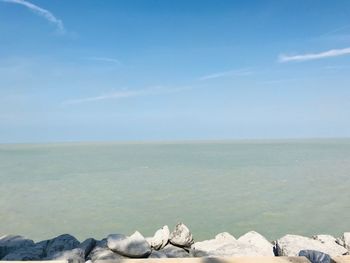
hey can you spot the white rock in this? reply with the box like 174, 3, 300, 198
107, 231, 151, 258
150, 225, 170, 250
215, 232, 236, 242
340, 233, 350, 250
169, 223, 194, 247
276, 234, 348, 257
238, 231, 274, 256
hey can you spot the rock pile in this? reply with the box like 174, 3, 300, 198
1, 224, 349, 262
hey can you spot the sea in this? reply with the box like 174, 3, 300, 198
0, 139, 349, 242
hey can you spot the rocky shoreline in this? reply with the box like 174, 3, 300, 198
1, 223, 349, 262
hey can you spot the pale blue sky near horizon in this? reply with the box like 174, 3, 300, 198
1, 0, 350, 143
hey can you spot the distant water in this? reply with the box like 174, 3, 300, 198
1, 139, 350, 242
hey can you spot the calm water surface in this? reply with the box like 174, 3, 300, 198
0, 139, 350, 242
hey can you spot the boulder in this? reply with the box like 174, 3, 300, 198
50, 248, 85, 263
313, 234, 348, 255
339, 233, 350, 250
87, 239, 125, 262
107, 231, 151, 258
149, 225, 170, 250
275, 234, 348, 257
1, 244, 44, 260
215, 232, 236, 242
159, 244, 190, 258
169, 223, 194, 247
148, 250, 168, 258
0, 235, 35, 259
299, 250, 331, 263
238, 231, 274, 256
45, 234, 80, 258
78, 238, 96, 258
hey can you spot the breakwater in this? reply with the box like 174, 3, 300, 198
1, 223, 349, 262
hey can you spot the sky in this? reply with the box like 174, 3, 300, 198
1, 0, 350, 143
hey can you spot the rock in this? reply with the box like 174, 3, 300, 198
45, 234, 80, 258
238, 231, 274, 256
0, 235, 35, 259
159, 244, 190, 258
79, 238, 96, 259
148, 250, 168, 258
1, 244, 45, 260
275, 234, 348, 257
313, 234, 348, 255
339, 233, 350, 250
169, 223, 194, 247
150, 225, 170, 250
299, 250, 331, 263
107, 231, 151, 258
215, 232, 236, 242
50, 248, 85, 263
87, 239, 125, 262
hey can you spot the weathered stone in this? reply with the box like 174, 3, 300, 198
215, 232, 236, 242
276, 234, 348, 257
159, 244, 190, 258
238, 231, 274, 256
45, 234, 80, 258
169, 223, 194, 247
339, 233, 350, 250
87, 239, 125, 262
0, 235, 35, 259
313, 234, 348, 256
149, 225, 170, 250
50, 248, 85, 263
1, 244, 44, 260
299, 250, 331, 263
148, 250, 168, 258
79, 238, 96, 259
107, 231, 151, 258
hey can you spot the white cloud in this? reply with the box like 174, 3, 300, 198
1, 0, 64, 33
62, 86, 192, 105
279, 47, 350, 63
85, 57, 122, 65
199, 68, 252, 80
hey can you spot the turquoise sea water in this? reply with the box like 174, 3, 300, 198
0, 139, 350, 242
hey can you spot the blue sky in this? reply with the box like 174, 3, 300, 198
1, 0, 350, 143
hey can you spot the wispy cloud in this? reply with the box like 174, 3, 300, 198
62, 86, 192, 105
279, 47, 350, 63
85, 57, 122, 65
1, 0, 64, 33
199, 68, 252, 81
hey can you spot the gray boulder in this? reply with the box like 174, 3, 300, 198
238, 231, 274, 256
276, 234, 348, 257
299, 250, 331, 263
169, 223, 194, 247
0, 235, 35, 259
87, 239, 125, 262
50, 248, 85, 263
45, 234, 80, 258
149, 225, 170, 250
148, 250, 168, 258
159, 244, 190, 258
1, 244, 45, 260
107, 231, 151, 258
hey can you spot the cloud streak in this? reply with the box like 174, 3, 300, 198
1, 0, 64, 33
63, 86, 192, 105
199, 68, 252, 80
279, 47, 350, 63
85, 57, 122, 65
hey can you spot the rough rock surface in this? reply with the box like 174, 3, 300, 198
339, 233, 350, 250
45, 234, 80, 259
107, 231, 151, 258
299, 250, 331, 263
0, 235, 35, 259
276, 234, 348, 257
150, 225, 170, 250
159, 244, 190, 258
50, 248, 85, 263
87, 239, 125, 262
148, 250, 168, 258
169, 223, 194, 247
215, 232, 236, 242
238, 231, 274, 256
